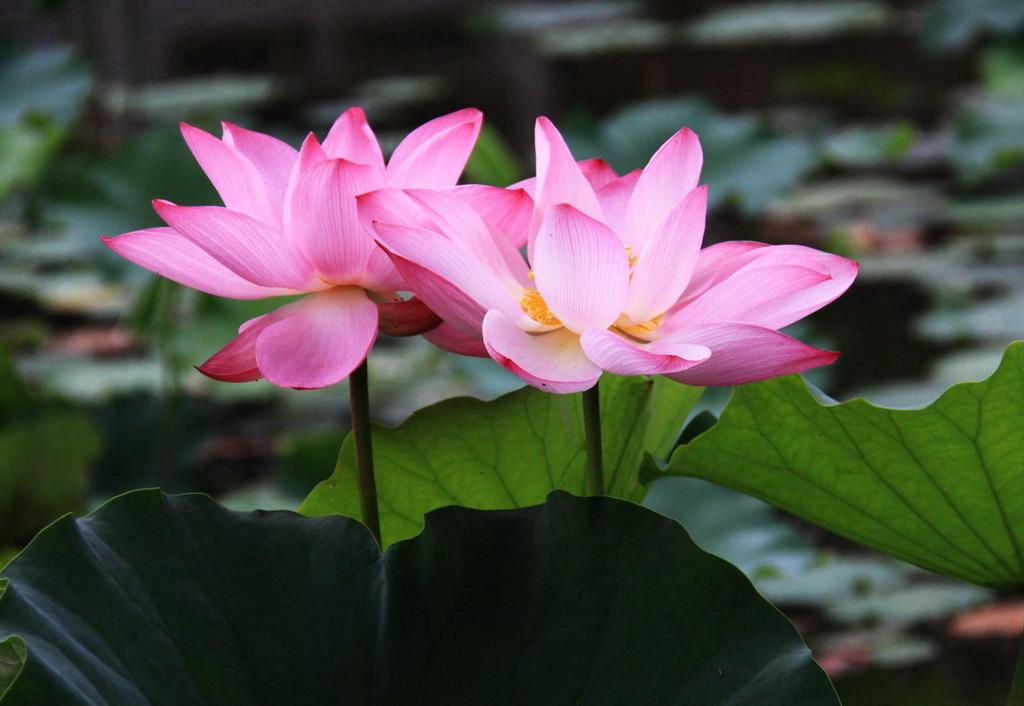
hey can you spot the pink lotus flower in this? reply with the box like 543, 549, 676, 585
103, 107, 484, 388
361, 117, 857, 393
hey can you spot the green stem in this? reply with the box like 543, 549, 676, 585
582, 384, 605, 496
1008, 631, 1024, 705
349, 359, 382, 546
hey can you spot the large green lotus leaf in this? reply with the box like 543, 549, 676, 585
300, 375, 703, 546
0, 489, 836, 705
660, 341, 1024, 590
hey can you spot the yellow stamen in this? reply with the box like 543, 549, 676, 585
625, 246, 638, 269
619, 314, 663, 336
520, 288, 562, 326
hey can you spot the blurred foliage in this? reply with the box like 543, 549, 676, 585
921, 0, 1024, 52
683, 1, 892, 46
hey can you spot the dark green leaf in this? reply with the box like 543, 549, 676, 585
0, 489, 837, 705
300, 375, 703, 546
660, 341, 1024, 589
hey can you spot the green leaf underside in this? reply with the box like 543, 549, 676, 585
0, 489, 836, 705
663, 340, 1024, 590
300, 375, 703, 547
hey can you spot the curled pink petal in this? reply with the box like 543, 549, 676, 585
197, 313, 273, 382
623, 185, 707, 324
483, 310, 602, 394
101, 228, 295, 299
624, 127, 702, 250
533, 204, 629, 333
221, 122, 298, 219
323, 106, 386, 176
661, 322, 839, 387
386, 108, 483, 189
423, 321, 489, 357
153, 201, 316, 290
255, 287, 378, 389
376, 298, 442, 337
180, 123, 275, 224
580, 328, 709, 375
447, 184, 533, 249
285, 158, 378, 283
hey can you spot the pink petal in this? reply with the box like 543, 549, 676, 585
372, 222, 531, 335
376, 298, 441, 337
579, 158, 619, 189
624, 127, 702, 250
285, 158, 378, 284
483, 310, 601, 393
682, 241, 769, 298
533, 204, 629, 333
255, 287, 378, 389
179, 123, 275, 224
322, 106, 386, 177
530, 118, 603, 254
595, 170, 640, 239
221, 122, 298, 219
579, 327, 709, 375
153, 201, 316, 290
386, 109, 483, 189
447, 184, 533, 248
661, 322, 839, 386
358, 247, 407, 293
423, 321, 489, 357
196, 313, 273, 383
102, 227, 295, 299
622, 185, 707, 324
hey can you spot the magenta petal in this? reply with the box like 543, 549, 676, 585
376, 298, 442, 337
578, 158, 619, 189
102, 228, 294, 299
196, 313, 273, 382
322, 106, 386, 176
285, 158, 378, 283
533, 204, 629, 333
661, 322, 839, 387
221, 122, 298, 219
255, 287, 378, 389
624, 127, 702, 250
482, 310, 601, 394
623, 185, 707, 324
579, 328, 709, 375
423, 321, 489, 357
154, 201, 315, 290
179, 123, 275, 224
386, 122, 481, 189
448, 184, 533, 249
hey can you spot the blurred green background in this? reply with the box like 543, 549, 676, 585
2, 0, 1024, 702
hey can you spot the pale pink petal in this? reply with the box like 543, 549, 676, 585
373, 222, 533, 336
322, 106, 386, 177
387, 108, 482, 173
683, 241, 769, 298
423, 321, 489, 357
285, 158, 378, 284
594, 170, 640, 239
530, 118, 603, 254
153, 201, 316, 290
624, 127, 702, 250
376, 298, 441, 337
255, 286, 378, 388
579, 327, 709, 375
358, 247, 407, 293
579, 158, 619, 189
281, 134, 329, 248
661, 322, 838, 387
102, 228, 295, 299
221, 122, 298, 220
622, 185, 707, 324
533, 204, 630, 333
483, 310, 601, 393
179, 123, 275, 224
447, 184, 533, 249
196, 313, 273, 382
357, 188, 438, 234
386, 122, 481, 189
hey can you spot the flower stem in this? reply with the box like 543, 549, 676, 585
582, 383, 605, 496
1008, 631, 1024, 705
349, 359, 382, 546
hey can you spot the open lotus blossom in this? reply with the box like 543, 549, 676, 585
361, 117, 857, 393
103, 107, 487, 388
